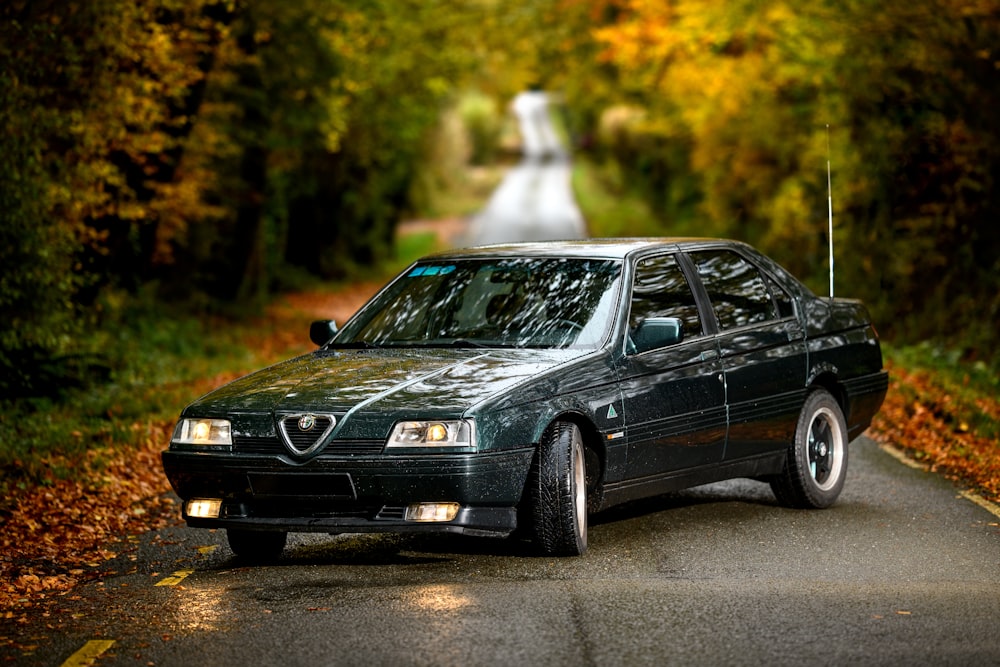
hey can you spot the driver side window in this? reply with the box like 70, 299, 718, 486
630, 254, 703, 340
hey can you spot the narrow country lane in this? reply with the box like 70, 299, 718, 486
464, 91, 586, 245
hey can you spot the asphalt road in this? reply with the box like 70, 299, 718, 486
7, 437, 999, 666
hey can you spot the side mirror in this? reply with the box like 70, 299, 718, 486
309, 320, 339, 347
632, 317, 683, 354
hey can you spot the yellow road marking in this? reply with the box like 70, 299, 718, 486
881, 445, 1000, 520
61, 640, 115, 667
155, 569, 195, 587
878, 444, 927, 471
959, 490, 1000, 520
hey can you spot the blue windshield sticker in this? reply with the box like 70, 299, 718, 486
407, 265, 455, 277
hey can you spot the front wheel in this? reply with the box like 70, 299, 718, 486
770, 389, 848, 509
528, 421, 588, 556
227, 529, 288, 562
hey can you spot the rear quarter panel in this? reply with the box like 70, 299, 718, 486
802, 297, 888, 438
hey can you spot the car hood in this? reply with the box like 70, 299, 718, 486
183, 347, 584, 422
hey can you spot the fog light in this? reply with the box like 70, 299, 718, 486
186, 498, 223, 519
404, 502, 460, 522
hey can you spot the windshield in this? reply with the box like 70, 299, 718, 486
334, 257, 622, 349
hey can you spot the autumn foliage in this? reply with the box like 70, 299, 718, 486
1, 424, 177, 618
550, 0, 1000, 356
870, 360, 1000, 502
0, 0, 507, 396
1, 283, 378, 618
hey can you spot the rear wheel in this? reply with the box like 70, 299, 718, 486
770, 389, 848, 509
528, 421, 588, 556
227, 529, 288, 562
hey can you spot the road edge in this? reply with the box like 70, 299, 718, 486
879, 442, 1000, 520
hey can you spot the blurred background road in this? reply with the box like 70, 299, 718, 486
464, 92, 586, 245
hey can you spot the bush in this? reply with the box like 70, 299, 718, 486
458, 91, 503, 165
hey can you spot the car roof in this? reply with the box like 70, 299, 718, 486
427, 238, 750, 261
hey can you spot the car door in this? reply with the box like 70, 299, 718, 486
616, 253, 727, 483
685, 248, 807, 461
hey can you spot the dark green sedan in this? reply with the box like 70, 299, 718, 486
162, 239, 888, 559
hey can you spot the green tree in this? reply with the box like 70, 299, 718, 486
1, 0, 511, 394
0, 0, 225, 395
161, 0, 483, 299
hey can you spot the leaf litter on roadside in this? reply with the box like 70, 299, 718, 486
1, 284, 378, 617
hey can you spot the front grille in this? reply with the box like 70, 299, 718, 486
280, 414, 334, 453
234, 436, 384, 457
249, 500, 376, 519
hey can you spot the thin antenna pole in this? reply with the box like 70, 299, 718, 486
826, 125, 834, 299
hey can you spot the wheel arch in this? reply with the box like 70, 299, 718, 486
807, 369, 849, 421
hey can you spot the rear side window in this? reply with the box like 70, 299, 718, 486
689, 250, 776, 330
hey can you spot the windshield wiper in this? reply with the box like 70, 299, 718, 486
326, 341, 381, 349
447, 339, 487, 348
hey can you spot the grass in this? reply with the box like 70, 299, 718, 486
395, 230, 441, 262
0, 309, 279, 496
427, 165, 509, 219
572, 157, 667, 238
882, 342, 1000, 444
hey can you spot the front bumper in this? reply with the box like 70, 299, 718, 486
161, 447, 535, 537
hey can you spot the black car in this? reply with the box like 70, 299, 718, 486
162, 239, 888, 559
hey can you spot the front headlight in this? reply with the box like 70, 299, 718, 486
387, 419, 475, 448
172, 418, 232, 446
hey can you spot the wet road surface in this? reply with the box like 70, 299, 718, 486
8, 437, 999, 666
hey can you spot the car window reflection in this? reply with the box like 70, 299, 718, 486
629, 254, 703, 338
690, 250, 776, 329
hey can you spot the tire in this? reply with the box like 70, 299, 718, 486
770, 389, 848, 509
227, 529, 288, 562
528, 421, 588, 556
